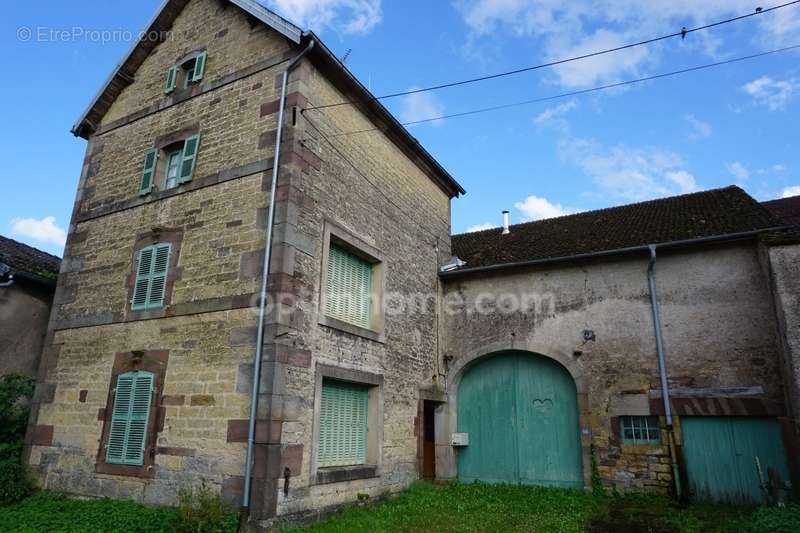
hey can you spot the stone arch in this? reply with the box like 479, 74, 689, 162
436, 346, 591, 487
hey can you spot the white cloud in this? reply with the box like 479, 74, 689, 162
534, 100, 577, 124
455, 1, 800, 88
742, 76, 799, 111
466, 222, 497, 232
262, 0, 381, 34
399, 90, 445, 126
560, 136, 700, 201
782, 185, 800, 198
727, 161, 749, 182
684, 114, 712, 140
10, 216, 67, 247
514, 195, 580, 221
774, 164, 787, 172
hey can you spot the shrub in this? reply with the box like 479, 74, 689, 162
176, 480, 237, 533
0, 374, 35, 505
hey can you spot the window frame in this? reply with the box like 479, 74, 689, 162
318, 222, 385, 343
96, 351, 168, 478
620, 415, 662, 445
311, 364, 383, 485
163, 149, 182, 190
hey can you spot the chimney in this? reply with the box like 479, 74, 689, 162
502, 210, 510, 235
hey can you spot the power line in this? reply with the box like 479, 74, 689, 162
300, 43, 800, 138
306, 1, 800, 111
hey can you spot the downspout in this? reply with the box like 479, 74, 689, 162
647, 244, 682, 499
0, 274, 14, 288
242, 38, 315, 517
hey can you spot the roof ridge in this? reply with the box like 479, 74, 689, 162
453, 185, 746, 239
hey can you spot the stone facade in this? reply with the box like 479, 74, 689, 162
26, 0, 454, 522
439, 242, 797, 494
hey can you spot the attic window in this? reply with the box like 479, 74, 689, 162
164, 51, 206, 94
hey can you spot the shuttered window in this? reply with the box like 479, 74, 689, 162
131, 243, 171, 311
139, 148, 158, 195
326, 244, 373, 329
106, 371, 154, 465
318, 380, 369, 467
191, 51, 207, 83
621, 416, 661, 444
178, 134, 200, 183
164, 65, 178, 94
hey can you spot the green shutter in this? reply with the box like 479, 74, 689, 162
192, 51, 207, 82
106, 371, 154, 465
139, 148, 158, 195
165, 65, 177, 94
131, 243, 171, 311
318, 380, 369, 467
326, 245, 373, 328
178, 134, 200, 183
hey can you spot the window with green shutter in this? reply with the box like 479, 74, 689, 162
326, 244, 373, 329
178, 134, 200, 183
106, 371, 155, 465
318, 380, 369, 467
620, 416, 661, 445
191, 51, 206, 83
139, 148, 158, 195
164, 65, 177, 94
131, 243, 171, 311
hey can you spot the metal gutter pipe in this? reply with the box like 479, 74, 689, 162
647, 244, 682, 499
242, 38, 315, 515
0, 274, 14, 288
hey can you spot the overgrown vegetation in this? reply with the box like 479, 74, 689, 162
285, 481, 800, 533
176, 480, 238, 532
0, 374, 35, 505
285, 481, 604, 533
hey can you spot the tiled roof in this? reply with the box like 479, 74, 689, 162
0, 235, 61, 282
762, 195, 800, 227
450, 186, 783, 271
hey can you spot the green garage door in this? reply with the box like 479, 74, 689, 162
457, 353, 583, 488
682, 417, 790, 504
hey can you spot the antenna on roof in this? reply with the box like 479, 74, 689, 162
340, 48, 353, 64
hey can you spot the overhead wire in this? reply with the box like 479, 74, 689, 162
305, 1, 800, 111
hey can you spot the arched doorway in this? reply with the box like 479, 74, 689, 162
456, 352, 583, 488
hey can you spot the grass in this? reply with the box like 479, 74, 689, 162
285, 481, 800, 533
1, 483, 797, 532
285, 482, 604, 533
0, 491, 238, 533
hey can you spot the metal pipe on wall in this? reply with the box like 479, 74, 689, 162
242, 38, 315, 516
647, 244, 682, 499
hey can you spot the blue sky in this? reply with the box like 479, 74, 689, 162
2, 0, 800, 256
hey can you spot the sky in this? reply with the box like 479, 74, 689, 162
2, 1, 800, 257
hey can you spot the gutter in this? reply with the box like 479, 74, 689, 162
646, 245, 682, 499
0, 274, 13, 288
440, 226, 791, 278
242, 38, 315, 517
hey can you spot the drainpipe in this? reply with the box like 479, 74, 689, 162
242, 38, 315, 517
0, 274, 13, 288
647, 244, 682, 499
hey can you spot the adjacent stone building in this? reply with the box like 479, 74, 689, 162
0, 236, 60, 377
23, 0, 800, 524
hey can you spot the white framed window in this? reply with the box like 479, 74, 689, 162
164, 149, 182, 190
621, 415, 661, 445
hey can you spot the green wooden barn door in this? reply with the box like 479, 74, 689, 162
457, 353, 583, 488
682, 417, 790, 504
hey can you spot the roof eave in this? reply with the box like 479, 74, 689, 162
441, 226, 791, 278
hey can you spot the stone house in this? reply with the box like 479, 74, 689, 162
23, 0, 800, 525
0, 236, 60, 377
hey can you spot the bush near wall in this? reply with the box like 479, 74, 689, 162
0, 374, 34, 505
